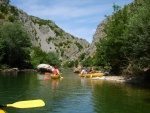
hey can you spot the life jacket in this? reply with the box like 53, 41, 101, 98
53, 69, 58, 75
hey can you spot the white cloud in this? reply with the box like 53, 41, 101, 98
10, 0, 134, 43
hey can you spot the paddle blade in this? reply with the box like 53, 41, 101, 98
0, 108, 6, 113
7, 99, 45, 108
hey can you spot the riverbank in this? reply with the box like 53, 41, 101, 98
92, 75, 144, 84
0, 68, 36, 74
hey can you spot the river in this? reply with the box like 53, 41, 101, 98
0, 70, 150, 113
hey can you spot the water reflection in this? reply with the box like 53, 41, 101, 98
37, 73, 61, 92
51, 79, 59, 91
90, 79, 103, 87
37, 73, 51, 81
91, 81, 150, 113
80, 77, 103, 88
80, 77, 87, 86
1, 71, 150, 113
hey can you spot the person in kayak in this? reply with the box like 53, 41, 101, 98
52, 65, 60, 75
80, 68, 87, 75
89, 67, 94, 74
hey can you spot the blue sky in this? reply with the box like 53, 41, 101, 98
10, 0, 134, 43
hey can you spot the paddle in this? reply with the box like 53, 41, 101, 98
0, 99, 45, 108
0, 108, 6, 113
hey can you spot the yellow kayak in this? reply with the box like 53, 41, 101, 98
0, 108, 6, 113
51, 74, 60, 79
79, 73, 104, 77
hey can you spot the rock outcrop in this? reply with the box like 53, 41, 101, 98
4, 5, 90, 64
85, 17, 110, 59
37, 64, 53, 73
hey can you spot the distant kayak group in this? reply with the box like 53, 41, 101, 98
73, 66, 110, 78
37, 64, 109, 79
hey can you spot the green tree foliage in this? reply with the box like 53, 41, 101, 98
75, 42, 83, 51
122, 0, 150, 74
30, 47, 47, 67
0, 13, 4, 19
10, 6, 19, 16
0, 22, 31, 68
63, 61, 74, 68
31, 47, 60, 68
63, 60, 78, 68
78, 53, 86, 62
82, 56, 93, 67
0, 5, 8, 14
0, 38, 4, 62
95, 4, 129, 74
8, 16, 15, 22
95, 0, 150, 75
43, 52, 60, 66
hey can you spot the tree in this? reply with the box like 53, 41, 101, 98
30, 47, 47, 67
78, 53, 86, 62
43, 52, 60, 66
0, 22, 31, 68
31, 47, 60, 68
95, 4, 129, 74
95, 0, 150, 75
82, 57, 93, 67
122, 0, 150, 75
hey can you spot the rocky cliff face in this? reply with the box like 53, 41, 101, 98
85, 17, 109, 58
4, 5, 90, 64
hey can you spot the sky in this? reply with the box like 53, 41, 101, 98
10, 0, 134, 43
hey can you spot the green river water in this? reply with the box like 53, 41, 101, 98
0, 70, 150, 113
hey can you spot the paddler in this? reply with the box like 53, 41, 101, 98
52, 65, 60, 76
